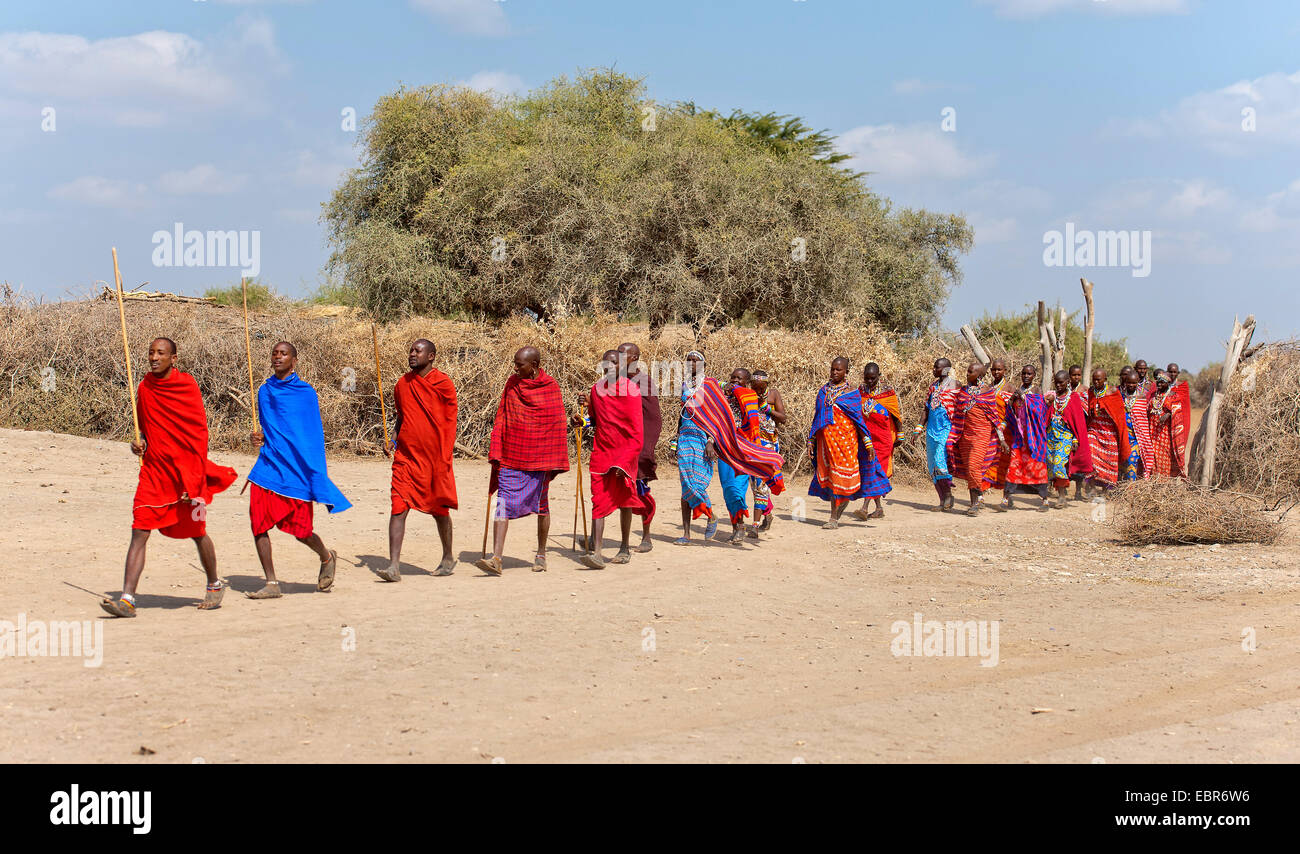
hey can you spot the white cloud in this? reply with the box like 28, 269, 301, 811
837, 123, 991, 181
969, 215, 1018, 243
291, 147, 357, 188
1118, 69, 1300, 153
892, 79, 949, 96
158, 164, 247, 195
1160, 180, 1230, 218
410, 0, 509, 37
47, 176, 147, 208
460, 70, 525, 95
0, 21, 283, 127
978, 0, 1188, 17
1239, 178, 1300, 232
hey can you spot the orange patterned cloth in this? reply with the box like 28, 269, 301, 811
814, 398, 861, 499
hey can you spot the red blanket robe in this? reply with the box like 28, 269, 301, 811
861, 386, 902, 478
133, 369, 237, 520
488, 369, 570, 493
1087, 386, 1132, 485
634, 374, 663, 481
949, 384, 1001, 490
1147, 383, 1191, 477
588, 376, 653, 521
1053, 389, 1092, 476
391, 368, 458, 515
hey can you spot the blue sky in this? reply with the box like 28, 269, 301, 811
2, 0, 1297, 369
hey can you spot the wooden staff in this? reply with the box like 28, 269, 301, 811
371, 323, 391, 453
240, 277, 258, 432
573, 404, 589, 552
482, 486, 493, 558
111, 248, 142, 467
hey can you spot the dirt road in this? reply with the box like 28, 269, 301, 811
2, 428, 1296, 763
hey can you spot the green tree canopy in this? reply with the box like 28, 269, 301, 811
324, 69, 973, 332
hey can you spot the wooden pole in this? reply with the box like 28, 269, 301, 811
371, 323, 390, 451
959, 324, 991, 366
240, 277, 259, 433
1036, 300, 1052, 392
1056, 304, 1068, 375
1080, 278, 1095, 383
573, 406, 589, 552
481, 489, 493, 558
110, 248, 142, 467
1195, 315, 1256, 486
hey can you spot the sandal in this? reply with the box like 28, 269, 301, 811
245, 581, 282, 599
100, 597, 137, 619
317, 550, 337, 591
475, 556, 503, 576
851, 508, 871, 522
610, 550, 631, 565
532, 553, 547, 573
672, 536, 690, 546
198, 579, 228, 610
372, 564, 401, 582
434, 559, 456, 577
580, 552, 607, 570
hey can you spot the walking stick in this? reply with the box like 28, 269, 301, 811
110, 248, 142, 467
371, 323, 391, 452
573, 404, 589, 552
481, 482, 493, 558
240, 277, 258, 433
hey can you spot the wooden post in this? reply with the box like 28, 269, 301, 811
1080, 278, 1095, 382
959, 324, 991, 366
1194, 315, 1256, 486
1037, 300, 1052, 392
1055, 304, 1068, 375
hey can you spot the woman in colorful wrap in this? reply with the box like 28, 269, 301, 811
806, 357, 887, 530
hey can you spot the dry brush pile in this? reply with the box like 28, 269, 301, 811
1109, 478, 1284, 546
1212, 343, 1300, 504
1, 298, 999, 481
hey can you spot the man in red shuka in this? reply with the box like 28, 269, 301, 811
376, 339, 459, 581
101, 338, 237, 618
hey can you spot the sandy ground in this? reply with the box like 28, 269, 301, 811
2, 427, 1297, 764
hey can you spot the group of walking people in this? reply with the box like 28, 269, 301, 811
98, 336, 1186, 617
922, 357, 1192, 516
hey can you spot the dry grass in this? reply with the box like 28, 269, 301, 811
1110, 478, 1284, 546
1213, 343, 1300, 503
1, 297, 1028, 478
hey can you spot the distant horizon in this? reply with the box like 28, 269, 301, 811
3, 0, 1297, 371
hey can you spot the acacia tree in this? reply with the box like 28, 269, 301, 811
324, 70, 973, 333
